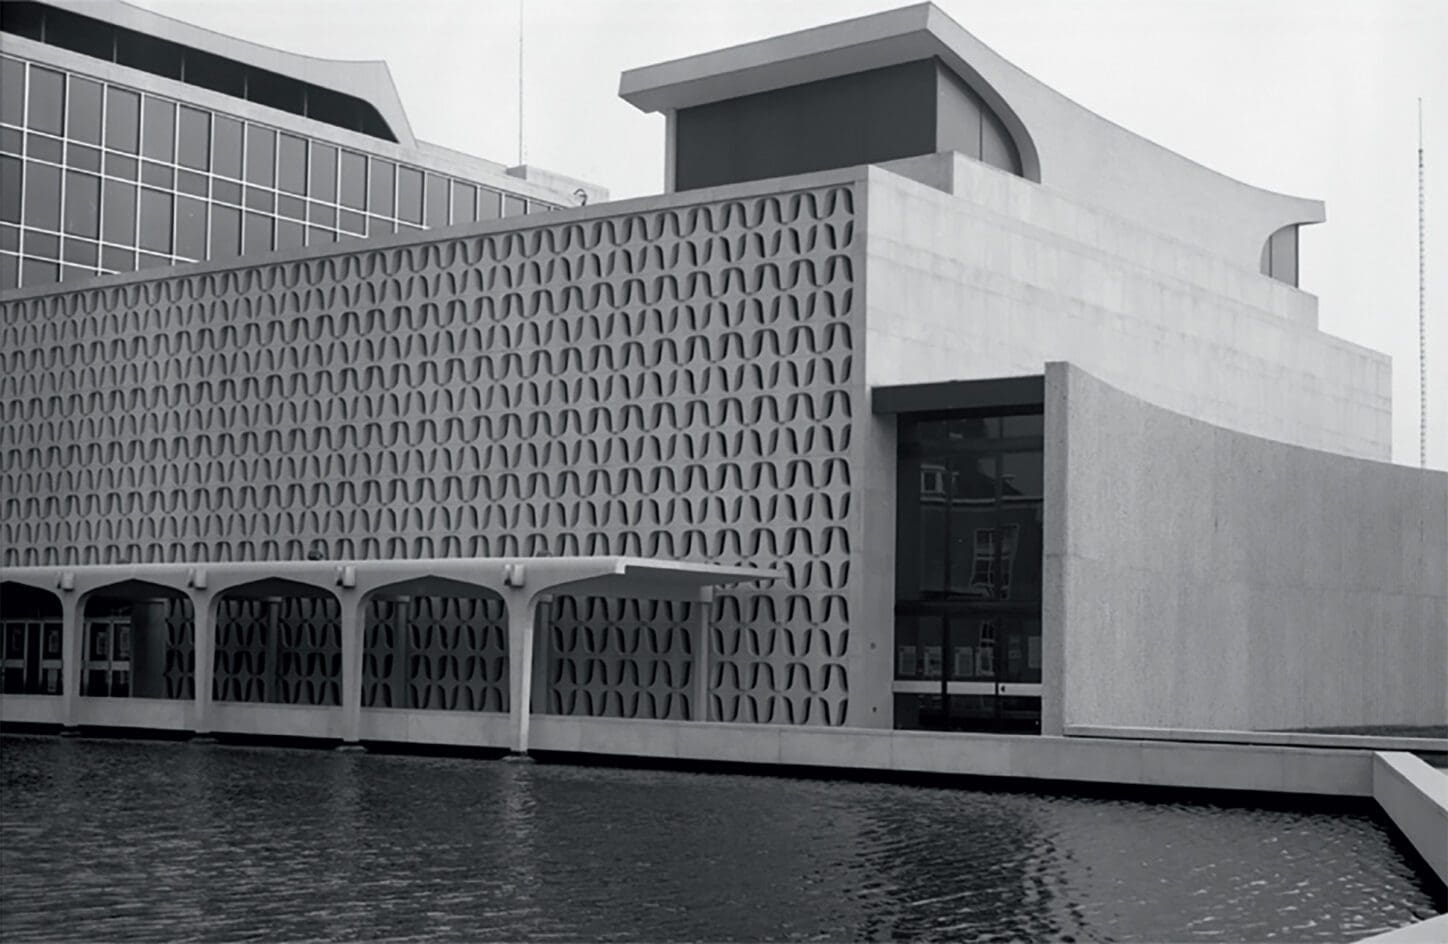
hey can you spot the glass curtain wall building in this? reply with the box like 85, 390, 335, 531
0, 1, 592, 290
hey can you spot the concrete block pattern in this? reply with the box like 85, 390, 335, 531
0, 182, 863, 728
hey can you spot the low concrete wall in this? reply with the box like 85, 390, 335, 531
1373, 752, 1448, 886
0, 694, 64, 725
358, 708, 511, 748
1050, 363, 1447, 732
1068, 724, 1448, 755
1358, 913, 1448, 943
72, 697, 192, 731
207, 703, 344, 740
527, 716, 1375, 797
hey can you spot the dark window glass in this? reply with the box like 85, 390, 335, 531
137, 252, 169, 270
424, 174, 448, 226
104, 153, 138, 180
1, 127, 20, 155
67, 78, 103, 145
101, 180, 137, 245
105, 88, 140, 154
138, 189, 173, 254
338, 209, 365, 235
0, 223, 17, 250
338, 150, 366, 210
244, 126, 275, 187
210, 205, 240, 258
176, 170, 207, 197
61, 264, 93, 282
309, 203, 335, 227
23, 229, 59, 258
21, 257, 59, 286
63, 171, 100, 238
368, 216, 395, 235
116, 31, 181, 79
213, 116, 243, 179
310, 144, 337, 202
141, 97, 175, 162
62, 237, 97, 266
177, 107, 210, 171
276, 218, 303, 251
175, 196, 206, 260
141, 162, 174, 189
101, 245, 136, 272
25, 133, 62, 163
245, 187, 275, 212
66, 143, 101, 172
277, 134, 306, 195
369, 159, 394, 216
243, 212, 272, 253
211, 179, 242, 205
503, 195, 526, 218
23, 161, 60, 231
27, 67, 64, 136
1, 156, 21, 224
396, 166, 422, 224
277, 194, 305, 220
0, 58, 24, 127
306, 226, 335, 246
186, 50, 246, 99
0, 252, 17, 290
451, 182, 476, 225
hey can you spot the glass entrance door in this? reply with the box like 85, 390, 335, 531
893, 411, 1044, 733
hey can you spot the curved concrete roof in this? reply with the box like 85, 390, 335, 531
620, 2, 1324, 271
41, 0, 417, 147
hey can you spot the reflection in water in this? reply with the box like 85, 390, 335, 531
0, 735, 1440, 942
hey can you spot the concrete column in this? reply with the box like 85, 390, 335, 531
505, 591, 538, 754
339, 595, 363, 745
59, 591, 82, 729
192, 593, 214, 734
693, 592, 712, 722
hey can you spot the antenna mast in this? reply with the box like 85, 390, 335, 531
518, 0, 525, 167
1420, 98, 1427, 468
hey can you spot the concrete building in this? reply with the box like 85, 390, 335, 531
0, 0, 604, 290
0, 3, 1443, 769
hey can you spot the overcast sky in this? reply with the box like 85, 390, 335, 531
127, 0, 1447, 469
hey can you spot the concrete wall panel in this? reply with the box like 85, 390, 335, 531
1054, 363, 1446, 731
863, 160, 1390, 461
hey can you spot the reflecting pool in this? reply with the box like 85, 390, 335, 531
0, 735, 1440, 941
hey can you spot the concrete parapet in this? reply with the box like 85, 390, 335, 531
1372, 752, 1448, 887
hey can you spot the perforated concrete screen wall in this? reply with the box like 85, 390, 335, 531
0, 182, 863, 727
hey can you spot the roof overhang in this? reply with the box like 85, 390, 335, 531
0, 557, 779, 605
872, 374, 1045, 416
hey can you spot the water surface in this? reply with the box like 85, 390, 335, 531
1, 735, 1440, 941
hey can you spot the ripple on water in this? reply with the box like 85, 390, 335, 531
0, 735, 1441, 942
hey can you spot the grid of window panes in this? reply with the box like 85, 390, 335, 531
893, 409, 1044, 734
0, 55, 556, 290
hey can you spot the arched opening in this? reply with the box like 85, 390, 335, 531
361, 577, 507, 713
80, 580, 193, 699
0, 581, 64, 695
212, 578, 340, 707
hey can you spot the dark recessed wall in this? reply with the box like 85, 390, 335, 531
673, 59, 941, 191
